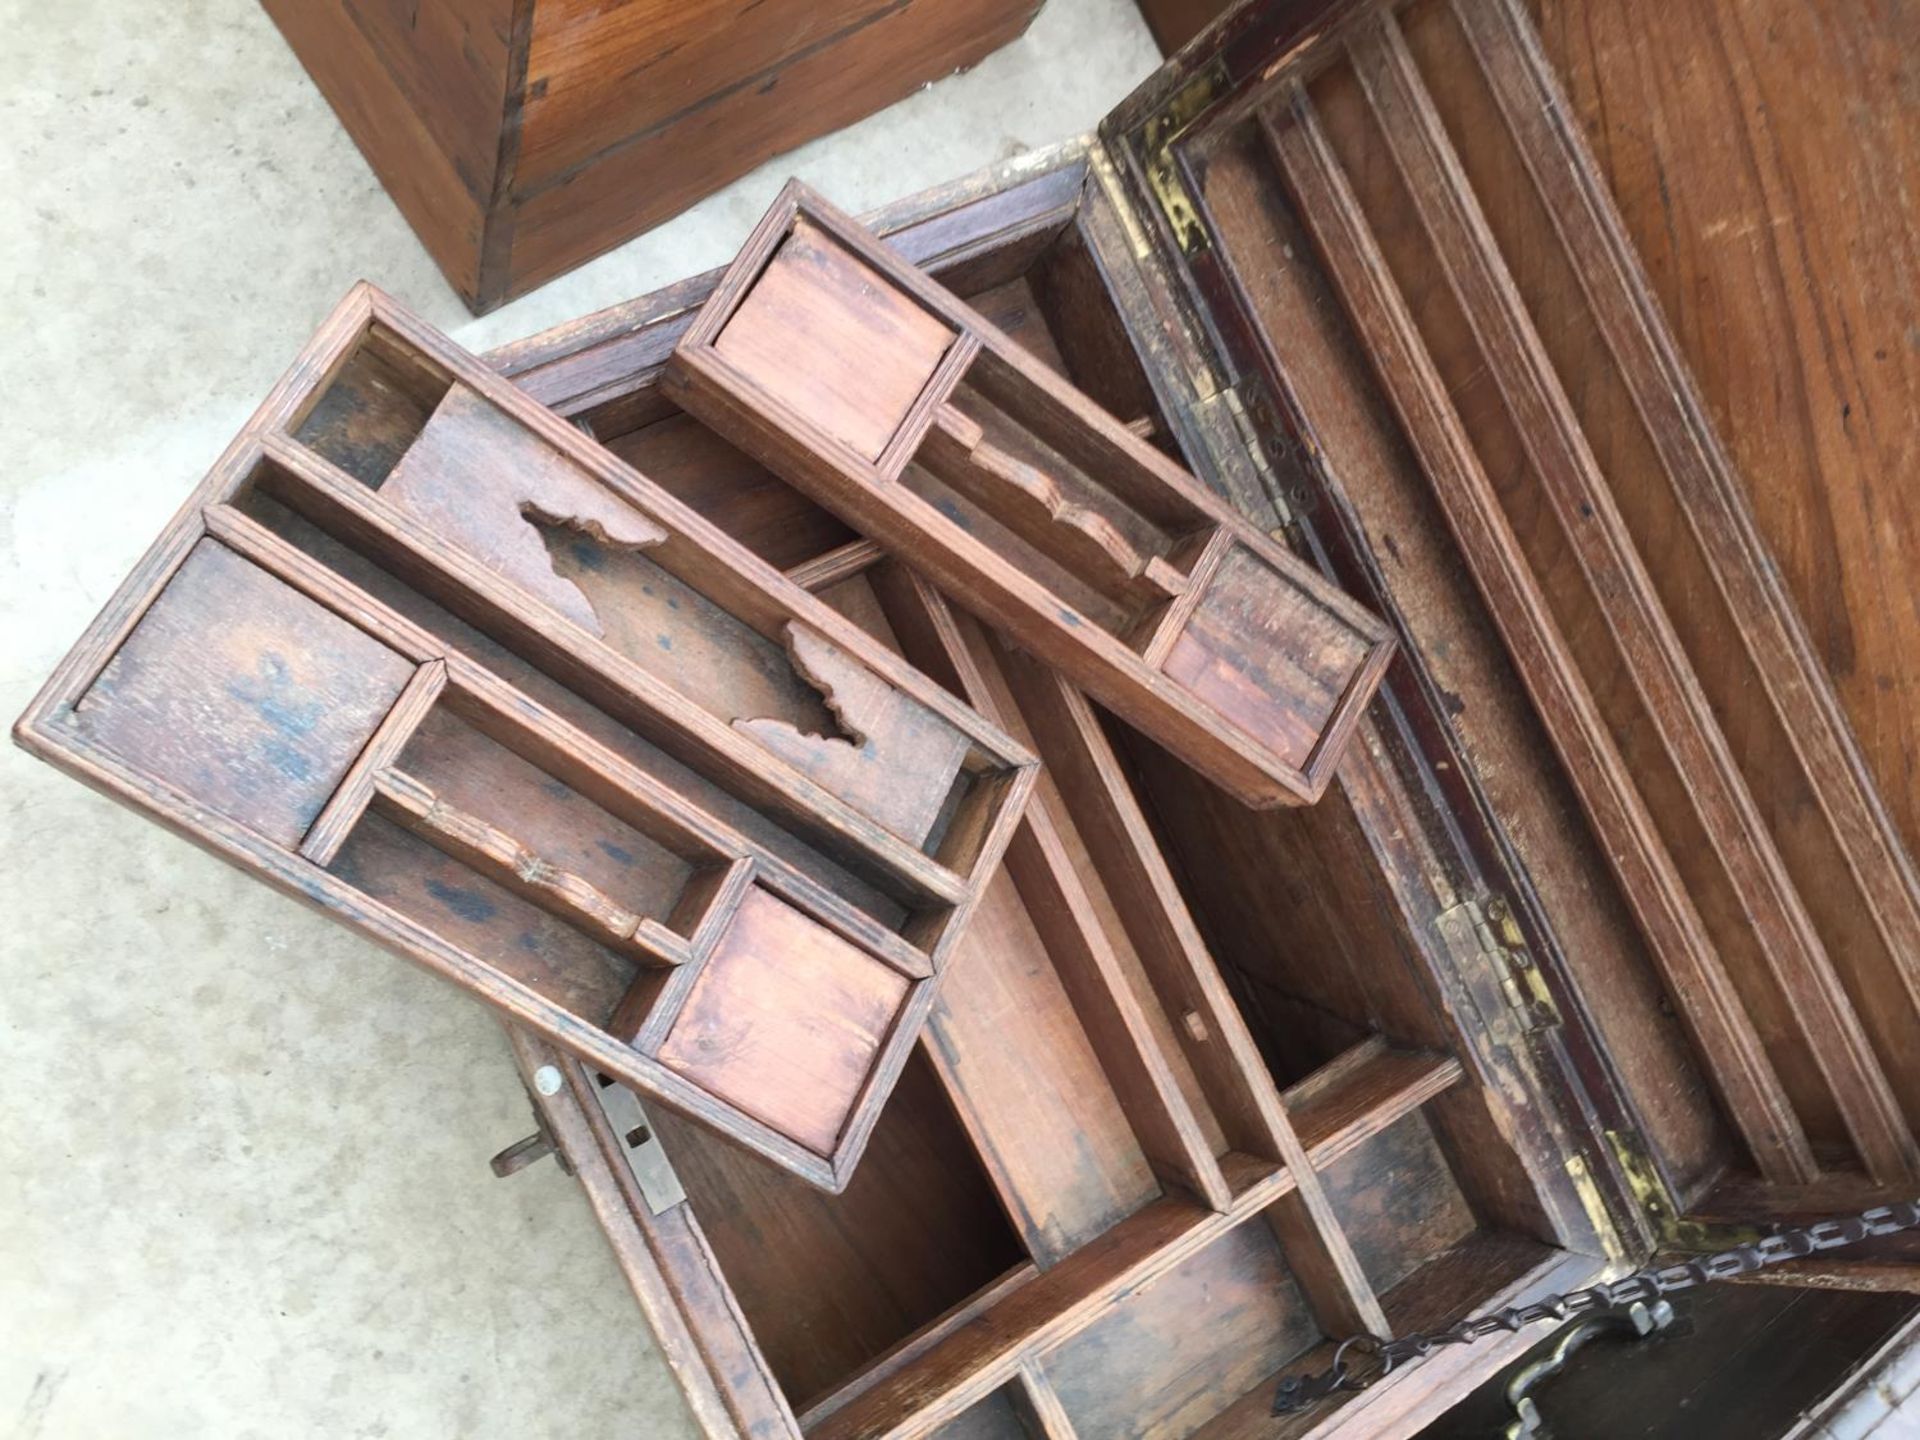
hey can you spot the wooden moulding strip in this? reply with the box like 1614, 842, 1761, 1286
664, 180, 1397, 810
809, 1172, 1296, 1440
1262, 85, 1821, 1188
986, 634, 1388, 1339
1457, 0, 1920, 1084
1345, 11, 1917, 1185
254, 427, 973, 911
299, 658, 447, 866
1282, 1037, 1466, 1171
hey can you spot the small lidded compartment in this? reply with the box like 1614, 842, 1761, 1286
713, 215, 959, 463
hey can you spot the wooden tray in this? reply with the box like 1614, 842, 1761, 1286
666, 185, 1397, 810
14, 283, 1037, 1190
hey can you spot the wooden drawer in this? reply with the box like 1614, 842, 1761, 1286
14, 284, 1037, 1191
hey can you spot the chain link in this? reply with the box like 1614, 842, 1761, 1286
1271, 1199, 1920, 1416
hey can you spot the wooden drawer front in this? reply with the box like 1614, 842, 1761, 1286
16, 283, 1036, 1191
666, 185, 1397, 810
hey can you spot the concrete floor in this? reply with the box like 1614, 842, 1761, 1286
0, 3, 1159, 1434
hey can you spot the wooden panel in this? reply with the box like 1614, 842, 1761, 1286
650, 1052, 1027, 1411
1529, 0, 1920, 873
69, 538, 414, 848
716, 219, 958, 462
1318, 1107, 1480, 1298
378, 384, 668, 632
667, 183, 1397, 809
656, 884, 913, 1157
1214, 0, 1920, 1192
1159, 541, 1373, 771
1188, 113, 1732, 1204
1039, 1219, 1321, 1440
493, 0, 1043, 306
926, 868, 1164, 1268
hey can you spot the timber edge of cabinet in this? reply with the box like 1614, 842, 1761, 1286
259, 0, 1043, 313
12, 281, 1039, 1192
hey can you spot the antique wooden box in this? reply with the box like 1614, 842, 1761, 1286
260, 0, 1041, 313
22, 0, 1920, 1432
463, 0, 1920, 1434
12, 282, 1045, 1190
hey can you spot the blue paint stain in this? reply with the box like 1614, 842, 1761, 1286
426, 878, 498, 923
226, 654, 325, 758
932, 497, 973, 531
517, 931, 542, 952
597, 839, 636, 866
261, 736, 314, 783
666, 595, 681, 610
656, 634, 674, 651
568, 537, 606, 572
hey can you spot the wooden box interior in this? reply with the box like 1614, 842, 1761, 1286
496, 185, 1604, 1438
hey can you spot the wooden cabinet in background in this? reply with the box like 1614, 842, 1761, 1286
261, 0, 1042, 312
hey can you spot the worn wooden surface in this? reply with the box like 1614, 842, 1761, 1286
1098, 0, 1920, 1217
263, 0, 1042, 310
462, 128, 1616, 1437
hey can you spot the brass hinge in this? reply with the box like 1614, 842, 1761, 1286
1607, 1129, 1762, 1253
1474, 894, 1560, 1033
1139, 64, 1225, 255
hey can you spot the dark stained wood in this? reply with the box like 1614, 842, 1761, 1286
1038, 1219, 1322, 1440
265, 0, 1042, 311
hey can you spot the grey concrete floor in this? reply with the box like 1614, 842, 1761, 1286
0, 3, 1159, 1434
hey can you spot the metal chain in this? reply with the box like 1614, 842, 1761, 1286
1271, 1199, 1920, 1417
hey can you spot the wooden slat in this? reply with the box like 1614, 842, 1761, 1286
988, 636, 1387, 1341
1283, 1039, 1465, 1171
1343, 14, 1917, 1186
1455, 0, 1920, 1091
1262, 87, 1820, 1186
809, 1173, 1294, 1440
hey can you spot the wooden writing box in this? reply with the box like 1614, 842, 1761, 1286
473, 0, 1920, 1432
14, 283, 1037, 1190
666, 186, 1397, 810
